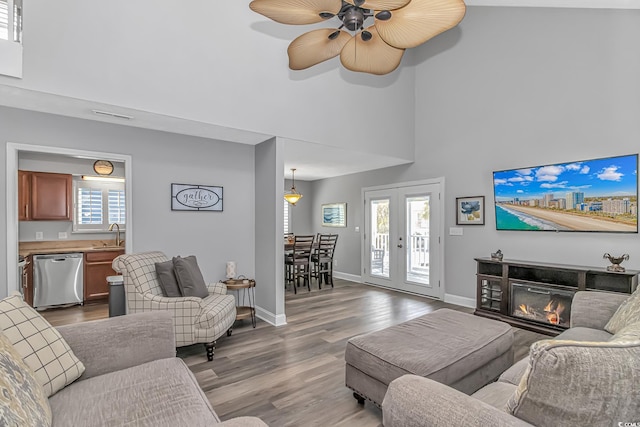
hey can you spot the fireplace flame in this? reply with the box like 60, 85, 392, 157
515, 299, 566, 326
519, 304, 529, 314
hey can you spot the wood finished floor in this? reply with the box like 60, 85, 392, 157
41, 279, 546, 426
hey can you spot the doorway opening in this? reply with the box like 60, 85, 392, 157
5, 143, 133, 297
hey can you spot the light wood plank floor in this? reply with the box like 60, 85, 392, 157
42, 279, 546, 426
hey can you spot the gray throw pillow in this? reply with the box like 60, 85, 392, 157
155, 260, 182, 297
173, 256, 209, 298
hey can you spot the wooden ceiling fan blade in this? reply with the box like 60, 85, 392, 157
374, 0, 466, 49
344, 0, 411, 12
340, 26, 404, 75
250, 0, 342, 25
288, 29, 351, 70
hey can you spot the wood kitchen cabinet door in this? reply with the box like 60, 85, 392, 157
18, 170, 31, 221
30, 172, 72, 221
84, 250, 124, 302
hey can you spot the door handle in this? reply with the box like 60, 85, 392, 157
397, 244, 403, 248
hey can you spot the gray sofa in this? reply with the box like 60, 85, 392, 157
382, 290, 640, 426
50, 311, 266, 427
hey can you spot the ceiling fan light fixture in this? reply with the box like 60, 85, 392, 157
284, 168, 303, 206
250, 0, 465, 75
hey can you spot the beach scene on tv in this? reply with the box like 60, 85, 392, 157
493, 154, 638, 232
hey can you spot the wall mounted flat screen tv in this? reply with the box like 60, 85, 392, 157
493, 154, 638, 233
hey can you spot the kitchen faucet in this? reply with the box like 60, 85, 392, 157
108, 223, 122, 247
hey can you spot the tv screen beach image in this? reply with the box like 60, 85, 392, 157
493, 154, 638, 232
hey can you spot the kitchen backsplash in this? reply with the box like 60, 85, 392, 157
19, 221, 125, 243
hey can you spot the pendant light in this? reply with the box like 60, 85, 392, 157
284, 168, 303, 205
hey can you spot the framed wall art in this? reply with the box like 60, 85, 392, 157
171, 183, 223, 211
322, 203, 346, 227
456, 196, 484, 225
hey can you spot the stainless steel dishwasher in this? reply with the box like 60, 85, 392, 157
33, 253, 84, 309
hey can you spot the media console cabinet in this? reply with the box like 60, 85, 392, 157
475, 257, 639, 335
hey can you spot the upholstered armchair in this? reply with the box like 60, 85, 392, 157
112, 251, 236, 361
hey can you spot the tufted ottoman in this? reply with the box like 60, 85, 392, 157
345, 308, 514, 407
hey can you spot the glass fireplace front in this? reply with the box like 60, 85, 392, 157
510, 282, 575, 328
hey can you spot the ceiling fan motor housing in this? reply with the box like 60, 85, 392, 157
342, 6, 366, 31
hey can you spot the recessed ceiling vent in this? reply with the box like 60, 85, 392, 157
91, 109, 133, 120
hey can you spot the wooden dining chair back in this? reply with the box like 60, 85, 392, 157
284, 234, 315, 293
312, 234, 339, 289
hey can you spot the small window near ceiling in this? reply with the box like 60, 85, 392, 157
0, 0, 23, 78
74, 178, 126, 232
284, 199, 290, 234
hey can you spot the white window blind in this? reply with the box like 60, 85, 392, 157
284, 199, 290, 234
0, 0, 22, 42
74, 179, 126, 232
108, 189, 126, 224
77, 188, 103, 225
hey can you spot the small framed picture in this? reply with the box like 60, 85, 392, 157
322, 203, 347, 227
456, 196, 485, 225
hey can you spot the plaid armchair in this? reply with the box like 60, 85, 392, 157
112, 251, 236, 361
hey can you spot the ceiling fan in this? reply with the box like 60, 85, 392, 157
249, 0, 466, 75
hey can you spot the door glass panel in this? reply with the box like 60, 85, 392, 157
406, 195, 429, 285
370, 199, 389, 278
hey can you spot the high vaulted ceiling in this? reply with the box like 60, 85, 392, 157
0, 0, 633, 180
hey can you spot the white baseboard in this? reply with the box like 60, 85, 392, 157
255, 306, 287, 326
334, 271, 362, 283
444, 294, 476, 308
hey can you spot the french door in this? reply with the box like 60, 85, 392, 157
363, 182, 442, 299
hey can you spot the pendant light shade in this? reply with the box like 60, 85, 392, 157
284, 168, 303, 205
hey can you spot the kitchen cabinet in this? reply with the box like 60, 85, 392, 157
18, 171, 72, 221
84, 250, 124, 302
18, 170, 31, 221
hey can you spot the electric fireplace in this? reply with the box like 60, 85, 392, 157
510, 283, 575, 328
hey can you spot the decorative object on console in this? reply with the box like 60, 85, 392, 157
284, 168, 303, 206
603, 253, 630, 272
493, 154, 638, 233
322, 202, 347, 227
226, 261, 237, 279
171, 183, 223, 212
491, 249, 503, 261
249, 0, 466, 75
456, 196, 484, 225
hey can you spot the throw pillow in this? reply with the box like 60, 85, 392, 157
0, 331, 52, 427
605, 289, 640, 334
0, 292, 85, 397
155, 260, 182, 297
610, 320, 640, 343
506, 339, 640, 426
173, 256, 209, 298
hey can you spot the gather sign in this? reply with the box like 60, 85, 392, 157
171, 183, 223, 211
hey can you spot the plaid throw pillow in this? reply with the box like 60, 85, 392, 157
0, 293, 85, 397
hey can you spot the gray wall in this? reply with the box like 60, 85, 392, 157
1, 106, 255, 298
313, 6, 640, 300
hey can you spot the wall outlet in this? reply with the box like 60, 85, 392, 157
354, 226, 360, 232
334, 259, 338, 268
35, 232, 43, 240
58, 232, 68, 239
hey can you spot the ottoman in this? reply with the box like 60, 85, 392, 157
345, 308, 514, 407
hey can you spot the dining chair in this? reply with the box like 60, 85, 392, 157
284, 234, 315, 294
312, 234, 339, 289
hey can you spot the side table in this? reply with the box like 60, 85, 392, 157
223, 279, 256, 328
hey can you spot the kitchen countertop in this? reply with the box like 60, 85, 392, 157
19, 240, 125, 257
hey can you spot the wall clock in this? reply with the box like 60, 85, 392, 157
93, 160, 114, 176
